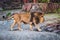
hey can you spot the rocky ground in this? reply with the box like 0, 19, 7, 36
0, 10, 60, 40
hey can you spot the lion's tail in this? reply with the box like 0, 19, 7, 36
7, 14, 15, 20
8, 16, 13, 19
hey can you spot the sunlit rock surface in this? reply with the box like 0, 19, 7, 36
0, 20, 60, 40
0, 31, 60, 40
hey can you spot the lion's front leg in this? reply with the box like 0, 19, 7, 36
40, 17, 44, 23
33, 18, 41, 31
10, 20, 16, 31
30, 22, 33, 31
35, 24, 41, 31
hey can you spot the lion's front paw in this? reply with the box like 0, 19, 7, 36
38, 29, 41, 32
19, 29, 23, 31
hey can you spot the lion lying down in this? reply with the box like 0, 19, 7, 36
8, 12, 44, 31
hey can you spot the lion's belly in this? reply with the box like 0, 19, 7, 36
21, 14, 30, 24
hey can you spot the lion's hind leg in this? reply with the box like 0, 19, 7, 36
10, 20, 16, 31
17, 21, 23, 31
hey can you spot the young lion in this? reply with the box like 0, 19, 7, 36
7, 12, 44, 31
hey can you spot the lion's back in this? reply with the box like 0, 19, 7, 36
13, 14, 21, 22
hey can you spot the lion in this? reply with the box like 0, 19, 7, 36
4, 12, 44, 31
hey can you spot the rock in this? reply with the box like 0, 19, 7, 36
0, 31, 60, 40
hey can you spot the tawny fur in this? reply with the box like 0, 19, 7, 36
8, 12, 44, 31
